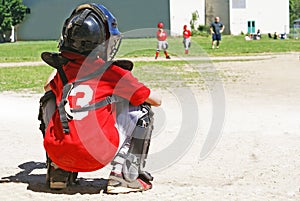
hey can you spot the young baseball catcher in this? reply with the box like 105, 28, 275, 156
38, 3, 161, 194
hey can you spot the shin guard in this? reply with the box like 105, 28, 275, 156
122, 104, 154, 182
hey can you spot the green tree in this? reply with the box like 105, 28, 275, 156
0, 0, 27, 42
190, 11, 199, 31
290, 0, 300, 25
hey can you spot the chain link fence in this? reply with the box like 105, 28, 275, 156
290, 24, 300, 39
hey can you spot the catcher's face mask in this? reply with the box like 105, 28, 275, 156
94, 4, 122, 61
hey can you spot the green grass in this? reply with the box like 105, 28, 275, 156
119, 35, 300, 57
0, 41, 58, 62
0, 60, 216, 92
0, 65, 53, 93
198, 35, 300, 56
132, 60, 233, 89
0, 35, 299, 62
0, 35, 299, 92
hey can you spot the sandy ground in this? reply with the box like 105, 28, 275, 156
0, 53, 300, 200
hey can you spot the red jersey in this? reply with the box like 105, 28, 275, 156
183, 29, 191, 39
44, 52, 150, 172
156, 29, 167, 41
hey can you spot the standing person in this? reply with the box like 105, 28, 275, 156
183, 25, 191, 54
210, 16, 225, 49
256, 29, 261, 40
155, 22, 170, 59
38, 3, 161, 194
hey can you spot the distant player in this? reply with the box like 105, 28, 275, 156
210, 16, 225, 49
183, 25, 191, 54
155, 22, 170, 59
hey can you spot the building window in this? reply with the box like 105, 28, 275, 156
232, 0, 246, 8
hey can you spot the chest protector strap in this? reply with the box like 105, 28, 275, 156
59, 60, 120, 133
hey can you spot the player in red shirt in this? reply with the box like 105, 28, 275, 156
183, 25, 191, 54
155, 22, 170, 59
39, 3, 161, 194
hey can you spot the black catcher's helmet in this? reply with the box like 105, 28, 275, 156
59, 3, 121, 61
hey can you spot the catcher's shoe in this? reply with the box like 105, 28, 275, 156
106, 172, 153, 194
46, 160, 78, 189
47, 162, 69, 189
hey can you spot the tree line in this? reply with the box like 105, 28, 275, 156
290, 0, 300, 24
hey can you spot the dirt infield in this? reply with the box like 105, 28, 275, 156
0, 53, 299, 200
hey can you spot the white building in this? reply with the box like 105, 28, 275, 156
169, 0, 290, 36
229, 0, 290, 35
169, 0, 205, 35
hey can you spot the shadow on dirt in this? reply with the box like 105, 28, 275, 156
0, 161, 107, 194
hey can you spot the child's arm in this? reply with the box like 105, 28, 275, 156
145, 90, 162, 106
44, 69, 57, 91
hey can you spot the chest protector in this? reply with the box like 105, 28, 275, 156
42, 52, 133, 172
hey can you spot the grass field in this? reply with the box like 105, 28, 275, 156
0, 35, 299, 62
0, 35, 299, 93
0, 60, 212, 93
